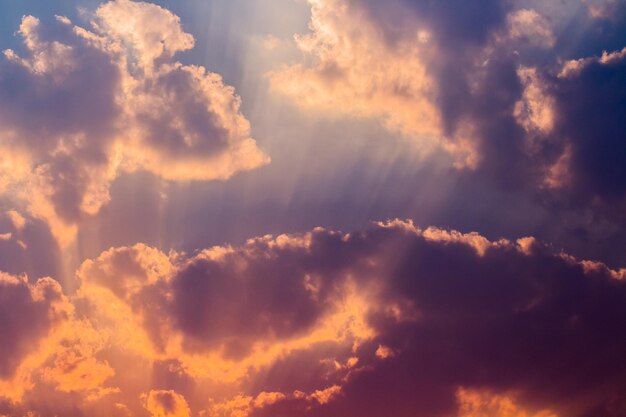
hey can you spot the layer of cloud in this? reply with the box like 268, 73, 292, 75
0, 0, 268, 246
1, 221, 625, 416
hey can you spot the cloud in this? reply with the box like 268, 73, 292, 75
0, 274, 68, 378
506, 9, 555, 48
268, 0, 444, 158
514, 66, 556, 157
269, 0, 626, 212
268, 0, 517, 168
6, 210, 27, 231
75, 238, 375, 382
142, 390, 191, 417
245, 222, 626, 417
0, 272, 72, 400
0, 0, 268, 246
4, 220, 625, 416
207, 392, 287, 417
584, 0, 621, 18
456, 388, 557, 417
552, 46, 626, 199
1, 1, 625, 415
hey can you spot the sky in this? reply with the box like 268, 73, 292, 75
0, 0, 626, 416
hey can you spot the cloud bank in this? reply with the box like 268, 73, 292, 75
1, 221, 625, 416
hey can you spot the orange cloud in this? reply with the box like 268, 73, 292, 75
267, 1, 561, 171
0, 273, 72, 401
268, 0, 442, 146
2, 221, 626, 416
142, 390, 191, 417
506, 9, 555, 48
457, 388, 557, 417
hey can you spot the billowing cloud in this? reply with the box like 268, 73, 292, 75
245, 222, 626, 417
3, 221, 625, 416
0, 272, 80, 403
584, 0, 621, 18
455, 388, 557, 417
0, 273, 69, 380
142, 390, 191, 417
0, 0, 268, 246
2, 1, 626, 416
75, 237, 375, 384
268, 0, 446, 159
268, 0, 518, 167
270, 0, 626, 209
506, 9, 555, 48
552, 46, 626, 200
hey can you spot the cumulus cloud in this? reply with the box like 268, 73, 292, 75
245, 222, 626, 417
3, 221, 625, 416
552, 46, 626, 199
268, 0, 517, 168
584, 0, 621, 18
0, 272, 81, 404
269, 0, 626, 212
75, 238, 375, 382
506, 9, 555, 48
2, 1, 626, 416
268, 0, 444, 157
142, 390, 191, 417
0, 273, 69, 380
514, 66, 556, 157
456, 388, 557, 417
0, 0, 268, 246
268, 0, 549, 175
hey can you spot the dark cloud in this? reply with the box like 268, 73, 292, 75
359, 0, 506, 46
78, 236, 346, 358
271, 0, 626, 261
243, 223, 626, 417
0, 209, 62, 280
0, 274, 68, 378
553, 52, 626, 200
391, 0, 626, 209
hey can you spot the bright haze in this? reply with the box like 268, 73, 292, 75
1, 0, 626, 416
